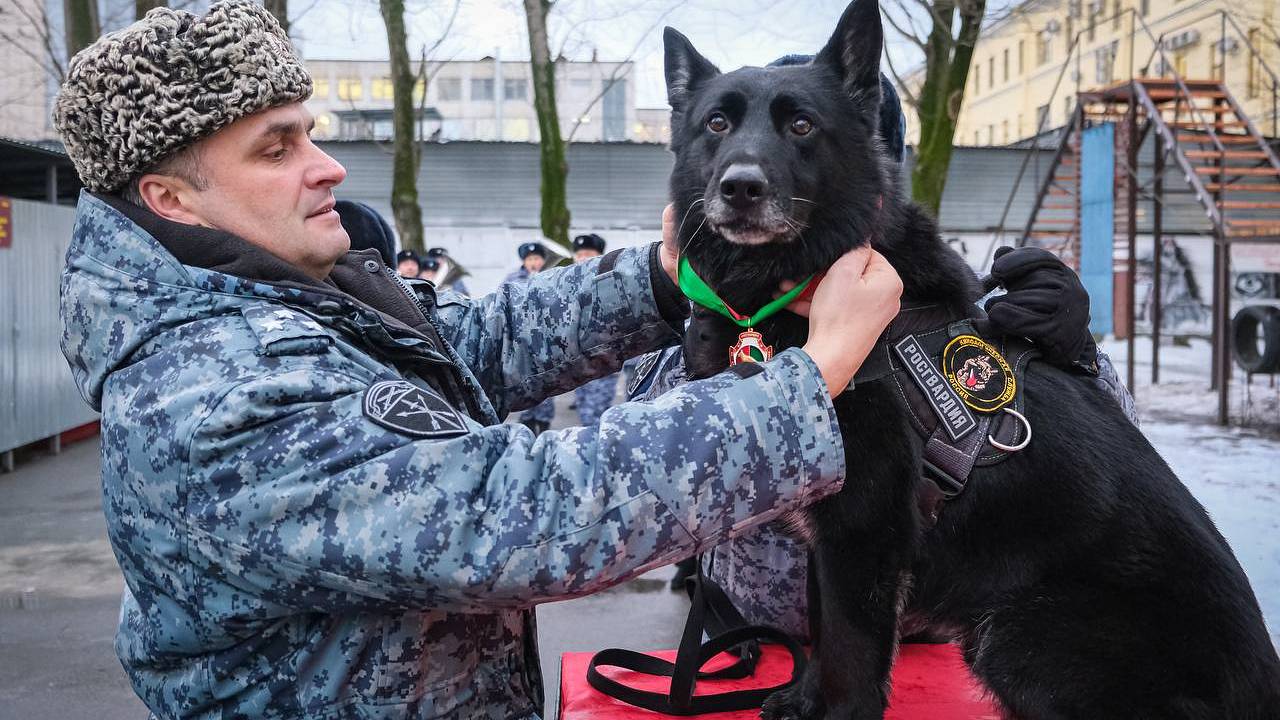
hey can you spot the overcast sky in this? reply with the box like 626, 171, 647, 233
290, 0, 926, 109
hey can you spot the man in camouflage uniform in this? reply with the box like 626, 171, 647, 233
52, 3, 904, 718
570, 234, 620, 426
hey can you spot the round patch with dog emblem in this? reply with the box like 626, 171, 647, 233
941, 335, 1016, 413
729, 329, 773, 366
363, 380, 468, 439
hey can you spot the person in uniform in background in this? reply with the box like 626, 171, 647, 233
505, 242, 555, 434
570, 234, 619, 425
395, 249, 420, 279
424, 246, 470, 296
419, 256, 440, 283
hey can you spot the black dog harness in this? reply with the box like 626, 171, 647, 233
850, 302, 1037, 525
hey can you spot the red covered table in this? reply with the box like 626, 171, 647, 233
559, 643, 1002, 719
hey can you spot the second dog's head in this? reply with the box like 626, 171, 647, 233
664, 0, 890, 257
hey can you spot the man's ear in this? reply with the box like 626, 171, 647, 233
135, 174, 205, 226
814, 0, 884, 106
664, 27, 720, 116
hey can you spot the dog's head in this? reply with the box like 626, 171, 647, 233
664, 0, 888, 257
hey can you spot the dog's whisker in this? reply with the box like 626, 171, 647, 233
681, 216, 709, 256
674, 197, 705, 249
791, 196, 819, 208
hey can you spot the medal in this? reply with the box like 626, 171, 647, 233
729, 328, 773, 365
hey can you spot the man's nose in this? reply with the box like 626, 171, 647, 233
719, 164, 769, 210
308, 144, 347, 188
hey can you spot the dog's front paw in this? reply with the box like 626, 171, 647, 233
761, 683, 823, 720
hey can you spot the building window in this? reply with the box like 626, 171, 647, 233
1247, 28, 1261, 98
337, 78, 363, 101
471, 78, 494, 101
437, 78, 461, 101
504, 78, 527, 101
1018, 39, 1025, 74
988, 56, 995, 87
1087, 12, 1095, 42
1002, 119, 1009, 143
1141, 0, 1149, 15
372, 77, 395, 100
313, 77, 331, 101
1063, 94, 1073, 122
974, 130, 980, 144
1003, 48, 1010, 82
988, 124, 995, 145
1036, 103, 1049, 131
1017, 112, 1023, 138
1037, 31, 1053, 66
1095, 42, 1118, 83
1112, 0, 1121, 29
503, 117, 532, 141
973, 66, 980, 94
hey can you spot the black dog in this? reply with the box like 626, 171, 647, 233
664, 1, 1280, 717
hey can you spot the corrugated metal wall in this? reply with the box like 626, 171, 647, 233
0, 198, 97, 455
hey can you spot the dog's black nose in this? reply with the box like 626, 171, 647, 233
719, 164, 769, 210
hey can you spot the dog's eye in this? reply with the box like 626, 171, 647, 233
791, 116, 814, 136
706, 113, 729, 133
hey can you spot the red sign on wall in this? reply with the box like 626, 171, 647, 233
0, 197, 11, 249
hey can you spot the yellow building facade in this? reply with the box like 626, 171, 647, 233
951, 0, 1278, 146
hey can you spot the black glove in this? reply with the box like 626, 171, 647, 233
980, 246, 1099, 373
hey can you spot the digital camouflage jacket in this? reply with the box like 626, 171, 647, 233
60, 192, 848, 719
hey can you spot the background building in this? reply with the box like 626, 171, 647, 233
943, 0, 1277, 146
304, 57, 639, 142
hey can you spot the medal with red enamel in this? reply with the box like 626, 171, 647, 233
729, 328, 773, 365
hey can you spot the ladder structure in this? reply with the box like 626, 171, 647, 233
1002, 9, 1280, 425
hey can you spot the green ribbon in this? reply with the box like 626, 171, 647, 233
678, 256, 814, 328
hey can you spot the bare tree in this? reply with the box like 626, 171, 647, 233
882, 0, 986, 216
523, 0, 571, 246
378, 0, 426, 252
135, 0, 166, 20
63, 0, 101, 62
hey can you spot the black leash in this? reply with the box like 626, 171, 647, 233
585, 560, 807, 715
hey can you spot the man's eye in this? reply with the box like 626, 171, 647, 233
267, 147, 287, 160
706, 113, 729, 133
791, 116, 814, 136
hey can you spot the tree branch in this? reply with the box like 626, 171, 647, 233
883, 50, 921, 109
883, 8, 928, 52
564, 1, 679, 143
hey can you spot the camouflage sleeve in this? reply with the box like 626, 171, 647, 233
185, 347, 844, 612
1094, 350, 1139, 426
433, 244, 684, 417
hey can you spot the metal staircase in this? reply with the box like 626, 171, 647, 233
994, 9, 1280, 425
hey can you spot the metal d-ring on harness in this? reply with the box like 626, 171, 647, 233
989, 408, 1032, 452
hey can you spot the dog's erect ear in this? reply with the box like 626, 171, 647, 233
664, 27, 720, 114
815, 0, 884, 104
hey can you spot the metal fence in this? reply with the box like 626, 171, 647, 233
0, 198, 97, 462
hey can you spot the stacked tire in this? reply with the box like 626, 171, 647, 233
1232, 305, 1280, 374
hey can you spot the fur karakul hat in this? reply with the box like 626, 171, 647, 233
53, 0, 312, 193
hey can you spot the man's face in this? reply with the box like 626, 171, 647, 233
175, 104, 349, 279
397, 259, 420, 277
523, 254, 546, 273
574, 248, 601, 264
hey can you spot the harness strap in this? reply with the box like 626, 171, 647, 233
586, 563, 807, 715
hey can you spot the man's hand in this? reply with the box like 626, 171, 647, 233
659, 204, 679, 284
801, 247, 902, 397
981, 246, 1098, 372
